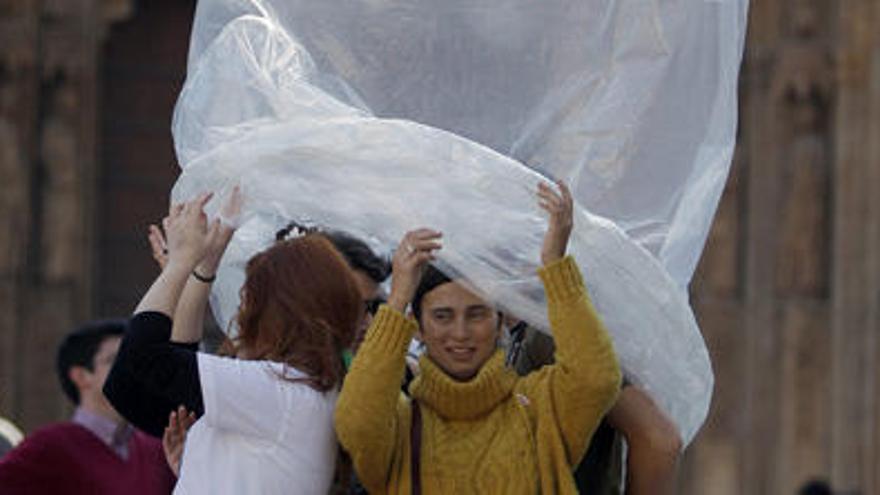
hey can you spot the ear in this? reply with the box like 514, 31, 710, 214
68, 366, 93, 391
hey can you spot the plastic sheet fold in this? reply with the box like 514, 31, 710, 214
171, 0, 749, 445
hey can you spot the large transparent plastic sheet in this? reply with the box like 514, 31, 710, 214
170, 0, 749, 445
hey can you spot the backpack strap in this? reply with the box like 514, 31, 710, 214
410, 400, 422, 495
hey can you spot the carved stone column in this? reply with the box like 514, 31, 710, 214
0, 0, 133, 432
771, 3, 834, 493
831, 1, 880, 492
684, 1, 841, 493
739, 2, 786, 491
0, 0, 40, 425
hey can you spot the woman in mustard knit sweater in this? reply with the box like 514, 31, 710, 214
335, 181, 622, 494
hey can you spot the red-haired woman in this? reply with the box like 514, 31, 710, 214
104, 192, 362, 494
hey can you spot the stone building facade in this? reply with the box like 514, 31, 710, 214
1, 1, 878, 493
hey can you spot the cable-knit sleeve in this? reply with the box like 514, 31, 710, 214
335, 305, 417, 493
522, 256, 622, 465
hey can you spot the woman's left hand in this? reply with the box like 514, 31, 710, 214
197, 185, 243, 275
162, 405, 197, 478
537, 180, 574, 266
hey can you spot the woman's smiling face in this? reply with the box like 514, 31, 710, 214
418, 281, 500, 381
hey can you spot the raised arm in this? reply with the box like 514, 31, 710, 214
170, 186, 241, 344
105, 193, 219, 436
335, 228, 441, 492
134, 193, 215, 316
525, 181, 622, 464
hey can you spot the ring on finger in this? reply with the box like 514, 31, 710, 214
405, 243, 416, 255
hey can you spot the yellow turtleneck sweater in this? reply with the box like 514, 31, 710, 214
335, 256, 621, 494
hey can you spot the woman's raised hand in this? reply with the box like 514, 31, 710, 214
162, 192, 214, 272
198, 186, 243, 275
537, 180, 574, 266
158, 186, 244, 276
386, 229, 443, 313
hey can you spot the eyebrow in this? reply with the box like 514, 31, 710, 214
429, 305, 493, 315
466, 304, 492, 311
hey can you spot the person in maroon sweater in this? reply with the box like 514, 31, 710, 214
0, 320, 175, 494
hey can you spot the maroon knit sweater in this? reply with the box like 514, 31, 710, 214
0, 422, 175, 494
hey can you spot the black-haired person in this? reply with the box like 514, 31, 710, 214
324, 231, 392, 376
0, 320, 175, 494
275, 226, 391, 352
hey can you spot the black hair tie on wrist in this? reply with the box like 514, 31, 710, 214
192, 269, 216, 283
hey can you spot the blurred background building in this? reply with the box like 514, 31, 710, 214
0, 0, 878, 493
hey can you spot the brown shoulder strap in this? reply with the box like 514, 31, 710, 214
410, 400, 422, 495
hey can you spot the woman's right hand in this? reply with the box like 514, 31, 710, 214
386, 229, 442, 313
537, 180, 573, 266
162, 193, 214, 272
155, 187, 243, 277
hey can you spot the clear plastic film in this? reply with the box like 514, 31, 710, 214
171, 0, 749, 445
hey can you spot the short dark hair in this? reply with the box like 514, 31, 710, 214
323, 231, 391, 284
56, 320, 126, 405
412, 264, 453, 322
275, 223, 390, 285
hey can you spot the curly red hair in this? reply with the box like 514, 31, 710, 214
223, 234, 362, 392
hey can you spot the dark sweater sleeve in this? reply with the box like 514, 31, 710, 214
104, 312, 204, 438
